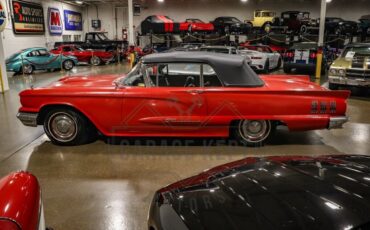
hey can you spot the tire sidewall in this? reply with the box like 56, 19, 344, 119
90, 56, 102, 66
63, 60, 74, 70
233, 120, 273, 147
43, 109, 95, 146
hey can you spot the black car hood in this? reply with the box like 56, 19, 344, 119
158, 155, 370, 230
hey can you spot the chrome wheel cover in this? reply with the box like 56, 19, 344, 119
238, 120, 271, 143
48, 112, 77, 142
91, 56, 101, 66
64, 60, 73, 70
23, 64, 33, 74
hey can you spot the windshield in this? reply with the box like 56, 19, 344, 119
121, 63, 146, 87
342, 46, 370, 58
225, 17, 241, 23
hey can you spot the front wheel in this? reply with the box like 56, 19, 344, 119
63, 60, 74, 71
233, 120, 273, 147
43, 109, 97, 146
263, 59, 270, 73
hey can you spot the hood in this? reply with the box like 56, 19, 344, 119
49, 75, 120, 88
157, 155, 370, 230
332, 57, 352, 68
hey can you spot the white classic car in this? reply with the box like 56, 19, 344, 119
237, 44, 282, 73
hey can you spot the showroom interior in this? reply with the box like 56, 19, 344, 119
0, 0, 370, 229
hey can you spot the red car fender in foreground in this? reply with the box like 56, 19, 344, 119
0, 172, 42, 230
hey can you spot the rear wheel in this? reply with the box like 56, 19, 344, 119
43, 109, 97, 146
22, 64, 34, 74
90, 56, 102, 66
233, 120, 273, 147
63, 60, 74, 70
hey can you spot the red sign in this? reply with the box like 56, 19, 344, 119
48, 7, 62, 35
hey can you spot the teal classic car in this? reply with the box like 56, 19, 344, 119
6, 47, 78, 74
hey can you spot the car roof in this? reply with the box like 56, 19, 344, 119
142, 51, 264, 87
158, 155, 370, 230
345, 43, 370, 48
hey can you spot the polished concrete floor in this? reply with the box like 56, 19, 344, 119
0, 64, 370, 230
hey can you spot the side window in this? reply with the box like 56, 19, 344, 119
38, 50, 50, 56
255, 12, 261, 17
63, 47, 73, 52
86, 34, 94, 41
27, 51, 39, 57
203, 64, 222, 87
146, 63, 202, 87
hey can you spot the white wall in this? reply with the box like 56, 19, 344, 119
0, 0, 84, 58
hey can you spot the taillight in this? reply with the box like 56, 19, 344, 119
310, 52, 317, 59
284, 52, 294, 58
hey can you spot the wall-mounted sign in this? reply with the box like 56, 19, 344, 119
64, 10, 82, 31
0, 0, 7, 32
12, 0, 45, 34
91, 19, 100, 29
48, 7, 62, 35
133, 3, 140, 16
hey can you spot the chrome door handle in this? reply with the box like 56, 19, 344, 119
186, 89, 204, 94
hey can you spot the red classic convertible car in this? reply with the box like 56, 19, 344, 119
50, 45, 115, 66
0, 172, 46, 230
180, 18, 215, 33
17, 52, 349, 146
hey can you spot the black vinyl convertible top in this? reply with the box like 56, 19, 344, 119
142, 51, 264, 87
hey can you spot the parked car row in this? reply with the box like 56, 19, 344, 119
140, 13, 370, 37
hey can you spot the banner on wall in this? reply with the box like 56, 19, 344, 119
63, 10, 82, 31
48, 7, 62, 35
0, 0, 7, 32
11, 0, 45, 34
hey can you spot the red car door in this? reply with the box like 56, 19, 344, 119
120, 63, 207, 135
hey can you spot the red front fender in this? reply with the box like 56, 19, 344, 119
0, 172, 41, 230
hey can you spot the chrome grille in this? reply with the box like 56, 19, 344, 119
346, 69, 370, 79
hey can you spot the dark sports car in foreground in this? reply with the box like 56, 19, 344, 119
149, 155, 370, 230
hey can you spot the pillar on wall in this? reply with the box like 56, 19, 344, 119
0, 34, 9, 93
127, 0, 134, 45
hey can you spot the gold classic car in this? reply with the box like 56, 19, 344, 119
329, 43, 370, 89
246, 10, 276, 32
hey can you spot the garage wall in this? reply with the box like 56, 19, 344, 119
83, 0, 368, 40
0, 0, 84, 58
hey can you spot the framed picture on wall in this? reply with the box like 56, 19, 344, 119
64, 10, 82, 31
11, 0, 45, 34
134, 3, 140, 16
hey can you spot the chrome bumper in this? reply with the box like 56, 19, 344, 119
328, 116, 348, 129
17, 112, 38, 127
329, 76, 370, 87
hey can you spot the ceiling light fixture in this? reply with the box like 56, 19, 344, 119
75, 0, 83, 4
241, 0, 248, 2
157, 0, 164, 2
326, 0, 332, 2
